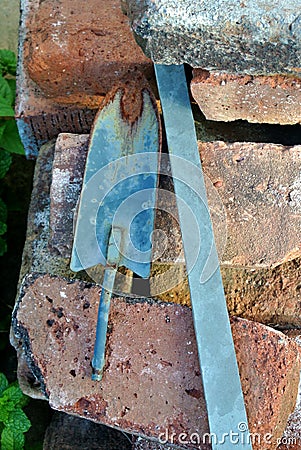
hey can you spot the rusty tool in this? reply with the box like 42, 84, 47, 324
70, 77, 160, 380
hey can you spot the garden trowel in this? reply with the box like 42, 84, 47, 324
70, 76, 161, 381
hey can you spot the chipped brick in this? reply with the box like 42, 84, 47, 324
191, 71, 301, 125
11, 273, 301, 449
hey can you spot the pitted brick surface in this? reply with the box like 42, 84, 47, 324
49, 134, 88, 258
191, 71, 301, 126
16, 0, 154, 156
25, 0, 154, 99
12, 274, 301, 449
50, 134, 301, 269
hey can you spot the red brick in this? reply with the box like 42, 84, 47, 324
20, 135, 301, 328
49, 134, 301, 270
191, 70, 301, 125
277, 333, 301, 450
16, 0, 154, 156
199, 141, 301, 268
11, 273, 301, 450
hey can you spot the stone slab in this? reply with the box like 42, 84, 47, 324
43, 411, 132, 450
125, 0, 301, 76
16, 0, 154, 157
11, 273, 301, 450
191, 71, 301, 126
132, 437, 177, 449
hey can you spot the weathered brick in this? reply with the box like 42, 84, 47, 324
49, 134, 301, 270
16, 0, 154, 156
11, 273, 301, 449
191, 70, 301, 125
277, 334, 301, 450
49, 134, 88, 258
20, 134, 301, 327
200, 141, 301, 267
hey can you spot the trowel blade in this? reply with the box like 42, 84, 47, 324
71, 82, 160, 279
154, 63, 252, 449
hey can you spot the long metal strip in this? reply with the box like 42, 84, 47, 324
154, 64, 252, 449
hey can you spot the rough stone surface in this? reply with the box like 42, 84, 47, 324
16, 140, 76, 283
12, 273, 301, 450
191, 70, 301, 126
125, 0, 301, 76
49, 134, 88, 258
43, 412, 132, 450
200, 141, 301, 268
277, 334, 301, 450
132, 436, 177, 449
16, 0, 154, 157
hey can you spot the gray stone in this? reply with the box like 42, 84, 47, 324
132, 436, 178, 449
43, 412, 132, 450
125, 0, 301, 76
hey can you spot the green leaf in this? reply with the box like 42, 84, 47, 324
0, 99, 14, 117
0, 122, 6, 142
6, 409, 31, 434
0, 75, 13, 107
0, 236, 7, 256
0, 198, 7, 223
0, 406, 9, 424
0, 50, 17, 76
0, 374, 8, 397
1, 426, 25, 450
6, 80, 16, 106
0, 221, 7, 235
0, 150, 12, 178
0, 121, 24, 154
0, 387, 25, 408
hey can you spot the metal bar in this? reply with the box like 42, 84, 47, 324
154, 63, 252, 449
91, 267, 116, 381
91, 227, 121, 381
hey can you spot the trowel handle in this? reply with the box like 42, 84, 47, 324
91, 266, 117, 381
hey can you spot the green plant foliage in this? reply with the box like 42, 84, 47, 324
0, 122, 24, 155
0, 51, 16, 77
0, 49, 25, 256
0, 373, 31, 450
0, 151, 11, 180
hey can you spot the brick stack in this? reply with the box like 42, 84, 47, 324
12, 0, 301, 449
